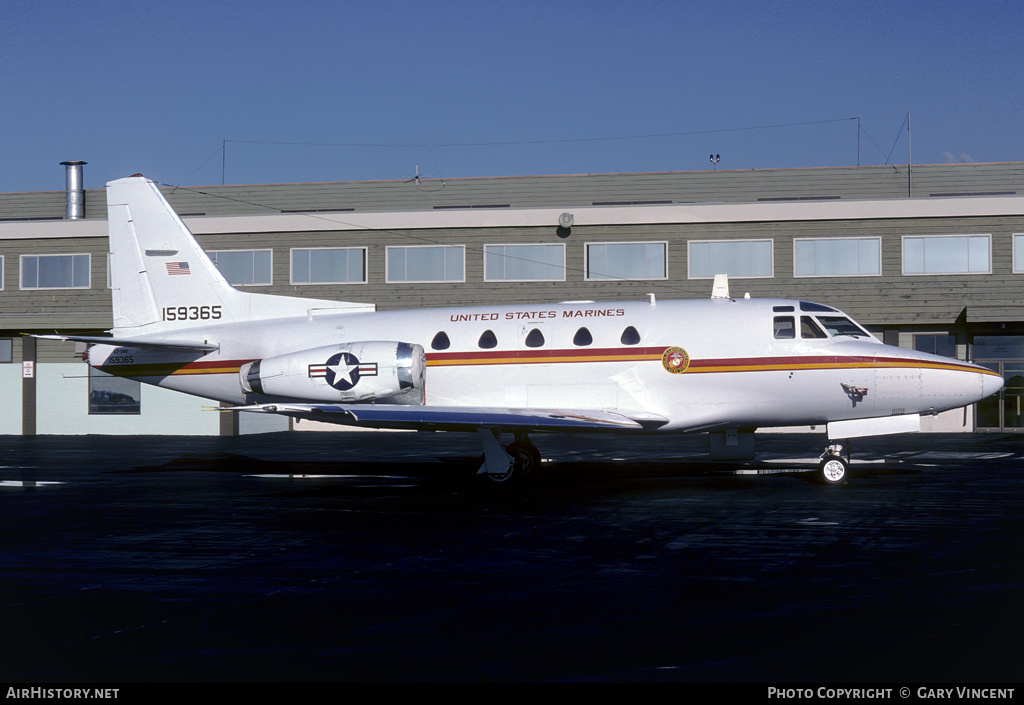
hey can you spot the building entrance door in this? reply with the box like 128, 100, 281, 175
975, 336, 1024, 431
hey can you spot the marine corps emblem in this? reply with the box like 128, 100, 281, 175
661, 346, 690, 374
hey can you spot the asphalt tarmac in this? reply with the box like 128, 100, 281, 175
1, 431, 1022, 683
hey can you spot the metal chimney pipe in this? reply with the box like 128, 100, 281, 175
60, 160, 87, 219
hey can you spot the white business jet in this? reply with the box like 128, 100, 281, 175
39, 176, 1003, 484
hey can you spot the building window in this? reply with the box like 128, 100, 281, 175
210, 250, 272, 285
387, 246, 464, 283
88, 368, 141, 415
1014, 234, 1024, 274
0, 254, 3, 290
688, 240, 772, 279
902, 235, 990, 275
0, 339, 12, 363
914, 334, 957, 359
291, 248, 366, 284
586, 242, 667, 280
794, 238, 880, 277
484, 244, 564, 282
20, 254, 90, 289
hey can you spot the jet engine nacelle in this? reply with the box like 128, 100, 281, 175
239, 341, 425, 405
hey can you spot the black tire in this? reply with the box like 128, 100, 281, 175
491, 440, 540, 479
819, 454, 849, 485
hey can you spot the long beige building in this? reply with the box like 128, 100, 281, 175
2, 161, 1022, 435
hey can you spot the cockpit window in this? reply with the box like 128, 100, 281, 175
817, 316, 869, 338
800, 301, 837, 312
773, 316, 796, 339
801, 316, 828, 339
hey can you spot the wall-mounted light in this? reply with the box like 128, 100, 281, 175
557, 212, 573, 238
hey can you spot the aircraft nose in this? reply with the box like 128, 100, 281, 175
981, 368, 1004, 401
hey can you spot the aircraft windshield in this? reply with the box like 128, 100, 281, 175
816, 316, 870, 338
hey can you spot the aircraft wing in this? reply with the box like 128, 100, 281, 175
227, 403, 668, 432
31, 334, 219, 352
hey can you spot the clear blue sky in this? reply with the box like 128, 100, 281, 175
2, 0, 1022, 193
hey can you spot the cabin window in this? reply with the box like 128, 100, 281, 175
687, 239, 773, 279
801, 316, 828, 339
484, 244, 565, 281
20, 254, 90, 290
585, 242, 667, 280
573, 327, 593, 346
524, 328, 545, 348
773, 316, 795, 339
291, 247, 366, 284
478, 330, 498, 349
210, 249, 272, 286
620, 326, 641, 345
431, 331, 450, 350
914, 334, 957, 358
386, 245, 465, 283
794, 238, 880, 277
902, 234, 990, 275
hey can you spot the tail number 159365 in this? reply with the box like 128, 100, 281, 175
161, 305, 222, 321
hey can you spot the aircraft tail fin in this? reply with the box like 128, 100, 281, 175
106, 176, 372, 336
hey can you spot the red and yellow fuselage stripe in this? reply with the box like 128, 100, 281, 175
96, 348, 999, 378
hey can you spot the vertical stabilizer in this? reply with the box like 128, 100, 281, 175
106, 176, 373, 336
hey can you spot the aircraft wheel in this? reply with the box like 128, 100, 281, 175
819, 454, 849, 485
503, 440, 541, 477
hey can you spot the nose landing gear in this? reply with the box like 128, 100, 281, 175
818, 443, 849, 484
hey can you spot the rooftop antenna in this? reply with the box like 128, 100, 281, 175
907, 112, 912, 197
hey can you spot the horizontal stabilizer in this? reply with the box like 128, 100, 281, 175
32, 334, 219, 352
227, 403, 664, 432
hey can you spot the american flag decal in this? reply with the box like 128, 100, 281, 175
166, 261, 190, 275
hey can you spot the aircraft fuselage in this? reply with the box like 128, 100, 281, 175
87, 296, 1002, 435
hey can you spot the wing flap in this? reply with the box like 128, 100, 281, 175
227, 403, 666, 432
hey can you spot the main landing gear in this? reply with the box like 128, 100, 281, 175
476, 429, 541, 483
818, 443, 850, 485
